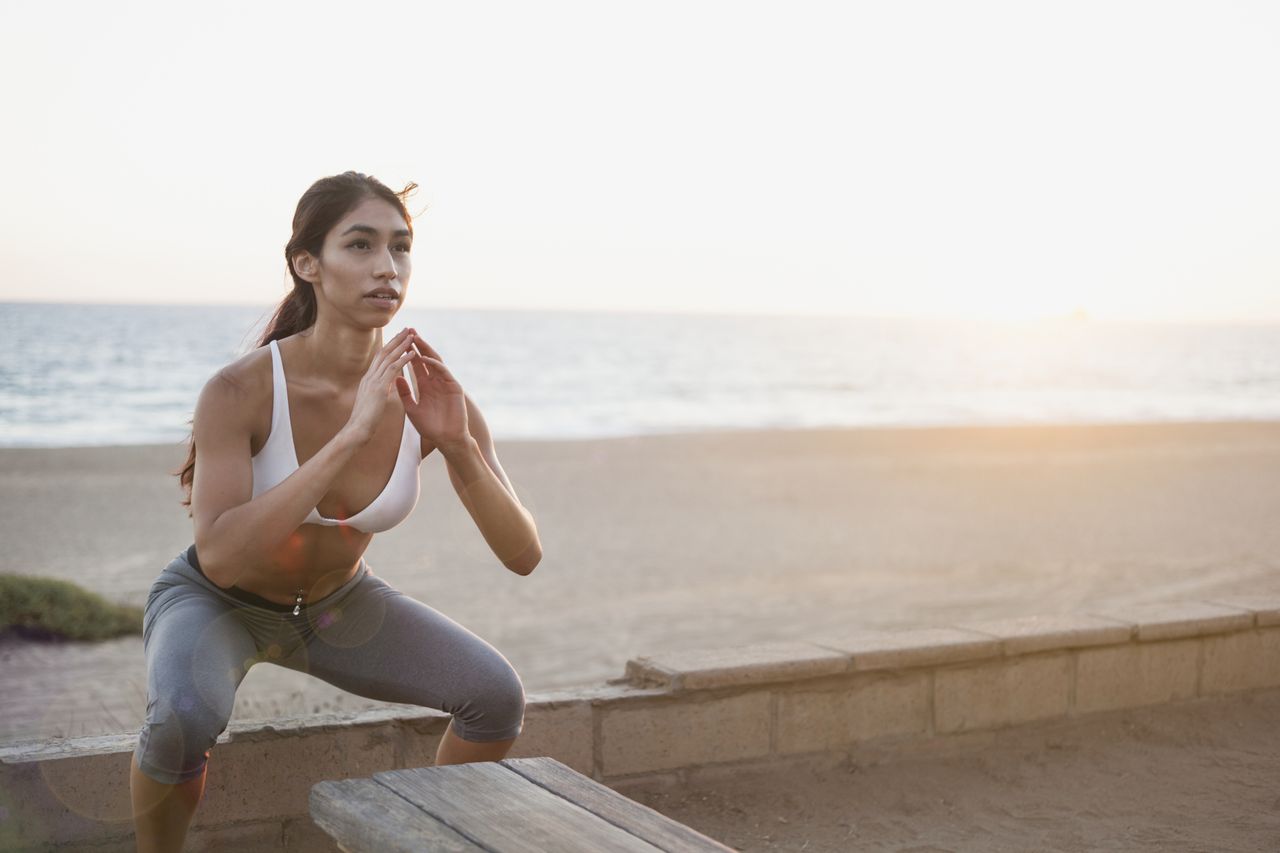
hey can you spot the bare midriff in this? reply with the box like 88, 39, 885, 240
231, 525, 373, 605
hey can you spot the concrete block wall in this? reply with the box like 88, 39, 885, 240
2, 595, 1277, 851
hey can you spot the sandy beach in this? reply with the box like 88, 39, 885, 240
3, 420, 1280, 744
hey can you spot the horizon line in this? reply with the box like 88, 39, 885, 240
2, 298, 1276, 328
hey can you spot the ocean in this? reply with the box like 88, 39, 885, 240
1, 301, 1277, 447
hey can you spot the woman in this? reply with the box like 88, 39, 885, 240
130, 171, 541, 852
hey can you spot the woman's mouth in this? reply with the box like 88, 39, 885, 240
364, 295, 398, 309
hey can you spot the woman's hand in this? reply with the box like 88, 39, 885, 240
343, 328, 421, 446
396, 333, 472, 452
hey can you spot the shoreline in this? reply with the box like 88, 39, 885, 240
5, 414, 1280, 452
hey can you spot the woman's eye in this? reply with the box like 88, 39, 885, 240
394, 243, 411, 253
350, 240, 370, 250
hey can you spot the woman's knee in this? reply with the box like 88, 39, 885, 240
452, 656, 526, 741
133, 694, 234, 785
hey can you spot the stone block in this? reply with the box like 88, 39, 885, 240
1088, 601, 1252, 642
1204, 595, 1280, 628
775, 671, 929, 754
585, 684, 676, 709
625, 642, 849, 691
505, 698, 594, 775
0, 731, 137, 764
0, 749, 135, 849
955, 613, 1132, 656
385, 706, 450, 770
196, 720, 398, 826
389, 707, 453, 737
850, 727, 1000, 765
1075, 639, 1199, 714
223, 712, 362, 741
393, 728, 447, 771
935, 654, 1071, 733
599, 693, 771, 777
811, 627, 1001, 671
531, 684, 626, 703
1202, 628, 1280, 695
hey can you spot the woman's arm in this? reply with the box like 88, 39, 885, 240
442, 394, 542, 576
395, 333, 541, 576
194, 331, 419, 588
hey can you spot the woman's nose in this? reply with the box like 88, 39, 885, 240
374, 249, 398, 279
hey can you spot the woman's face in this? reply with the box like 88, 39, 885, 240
308, 196, 413, 325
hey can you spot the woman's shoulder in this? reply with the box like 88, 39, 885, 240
196, 341, 277, 449
208, 340, 275, 400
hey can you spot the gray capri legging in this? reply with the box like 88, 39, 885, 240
133, 545, 525, 785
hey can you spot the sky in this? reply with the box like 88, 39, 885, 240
1, 0, 1278, 324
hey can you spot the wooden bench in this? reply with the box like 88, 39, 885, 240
309, 756, 734, 852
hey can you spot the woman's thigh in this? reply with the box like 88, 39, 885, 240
134, 574, 260, 783
287, 572, 525, 742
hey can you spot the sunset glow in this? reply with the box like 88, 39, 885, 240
1, 1, 1277, 324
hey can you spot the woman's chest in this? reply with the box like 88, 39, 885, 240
302, 396, 408, 514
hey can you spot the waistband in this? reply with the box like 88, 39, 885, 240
182, 543, 366, 614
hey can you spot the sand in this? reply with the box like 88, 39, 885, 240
3, 420, 1280, 744
622, 687, 1280, 852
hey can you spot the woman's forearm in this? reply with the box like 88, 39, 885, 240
443, 438, 542, 575
198, 426, 370, 588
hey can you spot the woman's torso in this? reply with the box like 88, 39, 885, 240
221, 334, 433, 604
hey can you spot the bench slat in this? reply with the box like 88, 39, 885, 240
375, 763, 662, 852
310, 778, 486, 853
501, 757, 734, 852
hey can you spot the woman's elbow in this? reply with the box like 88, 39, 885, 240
505, 543, 542, 576
192, 541, 238, 589
201, 560, 239, 590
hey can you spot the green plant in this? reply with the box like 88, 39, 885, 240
0, 574, 143, 642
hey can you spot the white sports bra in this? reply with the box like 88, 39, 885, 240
250, 339, 423, 533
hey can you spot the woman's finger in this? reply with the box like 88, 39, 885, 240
384, 345, 414, 376
411, 354, 458, 383
369, 329, 415, 374
380, 327, 413, 354
375, 348, 417, 386
410, 354, 432, 382
376, 325, 417, 356
394, 374, 414, 402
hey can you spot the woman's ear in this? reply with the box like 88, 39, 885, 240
292, 251, 320, 283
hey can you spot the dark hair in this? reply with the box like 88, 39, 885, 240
174, 171, 419, 514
